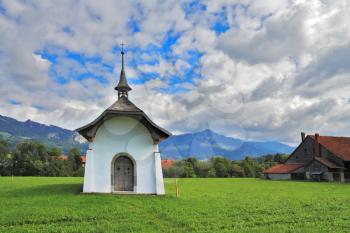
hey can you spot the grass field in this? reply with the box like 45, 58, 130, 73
0, 178, 349, 233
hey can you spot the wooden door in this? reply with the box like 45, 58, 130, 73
114, 156, 134, 191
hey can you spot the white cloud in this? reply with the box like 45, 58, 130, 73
1, 0, 350, 144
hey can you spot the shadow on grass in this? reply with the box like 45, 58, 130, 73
5, 183, 83, 197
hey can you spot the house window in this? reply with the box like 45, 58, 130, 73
304, 148, 307, 154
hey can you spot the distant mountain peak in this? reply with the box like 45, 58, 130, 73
199, 129, 213, 133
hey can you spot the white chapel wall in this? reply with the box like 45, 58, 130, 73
87, 116, 157, 193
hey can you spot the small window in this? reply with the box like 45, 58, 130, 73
304, 148, 307, 154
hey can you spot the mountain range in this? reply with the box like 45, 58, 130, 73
0, 114, 294, 159
0, 114, 87, 152
160, 129, 293, 160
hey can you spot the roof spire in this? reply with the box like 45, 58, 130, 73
115, 42, 132, 99
121, 42, 125, 70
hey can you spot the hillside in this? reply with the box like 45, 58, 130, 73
0, 114, 293, 158
0, 115, 87, 152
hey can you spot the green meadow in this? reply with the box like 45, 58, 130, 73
0, 177, 349, 233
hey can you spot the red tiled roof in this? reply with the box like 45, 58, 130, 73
311, 135, 350, 161
314, 157, 340, 168
81, 155, 86, 163
58, 155, 68, 161
264, 163, 304, 174
161, 160, 174, 169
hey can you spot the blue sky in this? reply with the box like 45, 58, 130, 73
1, 0, 350, 144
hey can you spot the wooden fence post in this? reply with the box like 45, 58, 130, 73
175, 178, 179, 198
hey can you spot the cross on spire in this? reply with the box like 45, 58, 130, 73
115, 42, 131, 99
120, 42, 125, 70
120, 42, 125, 54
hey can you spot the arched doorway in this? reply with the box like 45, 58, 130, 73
113, 156, 134, 191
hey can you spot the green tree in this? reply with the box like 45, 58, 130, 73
274, 154, 289, 163
12, 141, 49, 176
194, 160, 212, 177
186, 157, 198, 168
231, 162, 245, 177
49, 147, 62, 157
0, 140, 12, 176
68, 148, 81, 172
241, 156, 264, 178
184, 161, 196, 178
43, 159, 70, 176
211, 157, 230, 177
207, 167, 216, 177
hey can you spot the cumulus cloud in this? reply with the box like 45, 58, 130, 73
1, 0, 350, 144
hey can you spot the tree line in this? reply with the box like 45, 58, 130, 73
0, 140, 84, 176
163, 154, 288, 178
0, 139, 288, 178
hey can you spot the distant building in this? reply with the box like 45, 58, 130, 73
161, 159, 174, 169
265, 133, 350, 182
76, 48, 171, 194
80, 155, 86, 167
57, 155, 68, 161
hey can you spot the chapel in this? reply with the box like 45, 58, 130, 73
76, 48, 171, 194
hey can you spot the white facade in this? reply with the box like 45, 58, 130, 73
83, 116, 165, 195
266, 173, 291, 180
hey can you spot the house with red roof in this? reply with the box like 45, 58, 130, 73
161, 160, 174, 169
265, 132, 350, 182
57, 155, 69, 161
81, 155, 86, 167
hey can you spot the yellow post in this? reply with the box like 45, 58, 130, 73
175, 178, 179, 198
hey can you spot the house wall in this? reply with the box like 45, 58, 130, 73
266, 173, 291, 180
305, 160, 332, 181
83, 116, 164, 194
286, 137, 314, 164
306, 160, 328, 173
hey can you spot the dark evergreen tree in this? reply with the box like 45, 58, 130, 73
184, 161, 196, 178
0, 140, 12, 176
68, 148, 81, 172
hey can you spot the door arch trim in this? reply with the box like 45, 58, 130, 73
111, 153, 137, 192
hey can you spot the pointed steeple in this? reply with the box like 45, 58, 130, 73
115, 43, 132, 99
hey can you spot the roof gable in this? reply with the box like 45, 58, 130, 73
284, 136, 313, 163
76, 97, 171, 143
